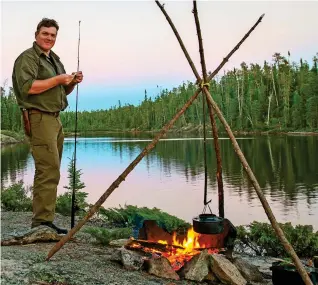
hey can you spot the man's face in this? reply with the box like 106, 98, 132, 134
35, 26, 57, 52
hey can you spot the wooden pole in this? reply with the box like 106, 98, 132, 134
202, 85, 313, 285
192, 0, 224, 217
156, 2, 313, 284
46, 88, 201, 260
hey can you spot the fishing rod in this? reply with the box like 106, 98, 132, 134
71, 20, 81, 229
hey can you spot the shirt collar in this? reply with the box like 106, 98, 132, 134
32, 41, 60, 60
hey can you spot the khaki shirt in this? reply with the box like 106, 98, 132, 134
12, 42, 68, 112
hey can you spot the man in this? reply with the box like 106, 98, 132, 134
12, 18, 83, 234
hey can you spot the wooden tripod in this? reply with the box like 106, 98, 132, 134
46, 2, 313, 285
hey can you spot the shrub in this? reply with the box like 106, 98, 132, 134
236, 221, 318, 258
1, 180, 32, 211
98, 204, 191, 233
56, 192, 88, 217
83, 227, 132, 245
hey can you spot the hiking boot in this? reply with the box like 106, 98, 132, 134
33, 222, 68, 235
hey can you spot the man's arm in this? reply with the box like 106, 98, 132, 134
14, 55, 74, 97
28, 74, 74, 95
28, 77, 61, 95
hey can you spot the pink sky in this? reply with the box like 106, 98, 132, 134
1, 1, 317, 110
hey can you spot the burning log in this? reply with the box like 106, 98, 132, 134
125, 239, 185, 254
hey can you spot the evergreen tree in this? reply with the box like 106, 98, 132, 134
2, 53, 318, 133
56, 156, 88, 216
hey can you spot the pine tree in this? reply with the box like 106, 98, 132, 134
56, 156, 88, 216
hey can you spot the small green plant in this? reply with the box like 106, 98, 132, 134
56, 156, 88, 216
98, 204, 191, 233
83, 227, 132, 245
236, 221, 318, 258
1, 180, 32, 211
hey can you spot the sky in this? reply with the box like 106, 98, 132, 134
1, 0, 318, 111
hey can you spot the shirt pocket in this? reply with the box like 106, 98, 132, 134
37, 59, 56, 80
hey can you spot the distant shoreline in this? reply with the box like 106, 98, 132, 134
1, 129, 317, 147
63, 129, 318, 137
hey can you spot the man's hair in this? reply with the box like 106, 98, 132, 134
36, 18, 59, 35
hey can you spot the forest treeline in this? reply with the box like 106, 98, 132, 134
1, 52, 318, 133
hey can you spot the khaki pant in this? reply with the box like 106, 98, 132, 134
29, 112, 64, 227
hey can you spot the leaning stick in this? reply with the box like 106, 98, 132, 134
156, 1, 313, 285
46, 88, 201, 260
192, 0, 225, 217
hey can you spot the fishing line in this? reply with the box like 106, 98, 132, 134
71, 20, 81, 229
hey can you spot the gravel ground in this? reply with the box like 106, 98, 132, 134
1, 211, 275, 285
1, 212, 214, 285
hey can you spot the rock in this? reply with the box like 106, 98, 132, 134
0, 134, 19, 145
178, 249, 212, 282
237, 255, 276, 279
211, 254, 247, 285
204, 271, 219, 283
110, 247, 145, 271
1, 225, 64, 246
110, 248, 123, 263
109, 239, 129, 248
144, 256, 180, 280
233, 256, 264, 282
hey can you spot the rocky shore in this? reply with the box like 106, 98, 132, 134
0, 211, 278, 285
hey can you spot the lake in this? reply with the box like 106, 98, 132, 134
1, 133, 318, 230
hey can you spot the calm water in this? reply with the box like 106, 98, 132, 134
1, 133, 318, 229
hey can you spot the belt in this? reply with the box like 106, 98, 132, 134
28, 109, 60, 118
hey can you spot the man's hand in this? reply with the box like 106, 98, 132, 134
71, 71, 84, 84
57, 74, 76, 86
63, 71, 84, 95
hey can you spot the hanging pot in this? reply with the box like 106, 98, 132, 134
192, 213, 224, 234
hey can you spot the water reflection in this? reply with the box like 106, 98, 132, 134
1, 134, 317, 229
1, 143, 31, 184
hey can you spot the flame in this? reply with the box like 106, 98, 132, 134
158, 227, 201, 251
129, 227, 221, 271
156, 227, 218, 271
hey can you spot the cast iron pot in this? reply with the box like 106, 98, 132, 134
192, 213, 224, 235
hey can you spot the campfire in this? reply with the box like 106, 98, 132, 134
126, 221, 225, 271
158, 227, 221, 271
108, 219, 255, 284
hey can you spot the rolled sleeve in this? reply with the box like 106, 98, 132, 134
15, 55, 39, 98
